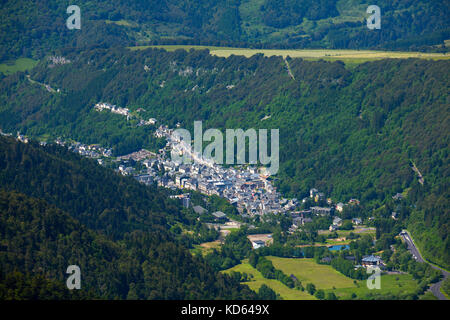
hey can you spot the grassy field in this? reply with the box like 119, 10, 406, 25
190, 240, 222, 256
105, 19, 136, 27
319, 226, 376, 237
267, 257, 421, 299
324, 239, 351, 245
223, 260, 316, 300
268, 257, 355, 290
0, 58, 38, 75
328, 274, 421, 299
129, 45, 449, 65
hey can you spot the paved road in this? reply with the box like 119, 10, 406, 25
401, 231, 448, 300
401, 232, 425, 263
430, 272, 449, 300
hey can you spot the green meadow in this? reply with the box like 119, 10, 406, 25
0, 58, 38, 75
319, 227, 376, 238
129, 45, 449, 66
223, 260, 316, 300
267, 257, 421, 299
268, 257, 355, 290
105, 19, 136, 27
328, 274, 421, 299
190, 240, 222, 256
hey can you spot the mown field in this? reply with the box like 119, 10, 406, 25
268, 257, 355, 290
0, 58, 38, 75
129, 45, 450, 66
190, 240, 222, 256
223, 260, 316, 300
318, 226, 376, 237
267, 257, 421, 299
328, 274, 421, 299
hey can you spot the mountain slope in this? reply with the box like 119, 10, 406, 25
0, 47, 448, 267
0, 136, 257, 299
1, 0, 449, 61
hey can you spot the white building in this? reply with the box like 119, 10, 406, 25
336, 202, 345, 212
252, 240, 265, 249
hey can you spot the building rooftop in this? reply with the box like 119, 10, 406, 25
193, 205, 207, 215
212, 211, 226, 218
362, 255, 381, 262
252, 240, 265, 245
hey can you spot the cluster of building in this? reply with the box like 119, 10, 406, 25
137, 118, 157, 127
47, 55, 71, 67
16, 132, 29, 144
2, 132, 115, 162
117, 149, 156, 162
94, 102, 159, 127
94, 102, 130, 116
42, 124, 366, 229
288, 188, 366, 233
54, 138, 113, 159
2, 117, 406, 248
5, 126, 367, 232
146, 125, 295, 216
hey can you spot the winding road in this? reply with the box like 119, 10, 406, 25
400, 231, 448, 300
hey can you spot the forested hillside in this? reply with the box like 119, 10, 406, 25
1, 0, 449, 61
0, 47, 448, 267
0, 136, 257, 299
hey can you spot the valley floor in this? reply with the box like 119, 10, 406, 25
224, 257, 422, 300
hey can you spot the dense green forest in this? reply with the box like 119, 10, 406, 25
0, 136, 258, 299
1, 0, 449, 61
0, 47, 448, 267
